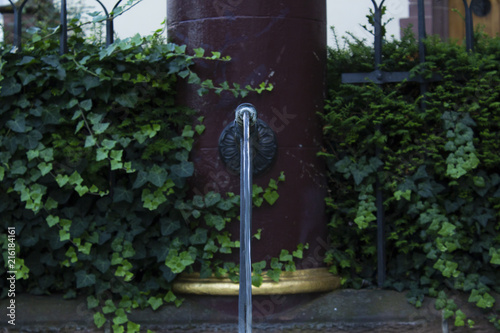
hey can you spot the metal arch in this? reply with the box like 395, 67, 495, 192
7, 0, 29, 51
94, 0, 124, 46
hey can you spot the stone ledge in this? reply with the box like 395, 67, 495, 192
0, 290, 496, 332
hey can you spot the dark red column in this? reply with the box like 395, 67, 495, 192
167, 1, 328, 267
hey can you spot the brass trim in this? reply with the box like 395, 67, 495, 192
172, 268, 341, 295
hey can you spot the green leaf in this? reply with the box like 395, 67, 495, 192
148, 165, 168, 187
96, 148, 108, 161
46, 215, 60, 227
85, 135, 96, 148
87, 295, 99, 309
160, 219, 180, 236
267, 269, 281, 282
204, 192, 221, 207
93, 257, 111, 274
113, 187, 134, 203
116, 93, 138, 108
11, 160, 27, 175
82, 76, 100, 90
263, 189, 279, 205
102, 300, 117, 314
489, 247, 500, 265
55, 174, 69, 187
24, 130, 43, 149
127, 321, 141, 333
147, 296, 163, 310
7, 115, 26, 133
252, 273, 263, 287
93, 312, 107, 328
204, 214, 225, 231
194, 47, 205, 57
438, 222, 456, 237
279, 249, 293, 262
93, 122, 110, 134
68, 171, 84, 186
80, 99, 93, 111
189, 228, 208, 245
112, 308, 128, 325
37, 162, 52, 176
132, 170, 149, 189
75, 270, 96, 288
171, 161, 194, 178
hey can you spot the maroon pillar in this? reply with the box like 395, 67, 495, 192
168, 1, 328, 268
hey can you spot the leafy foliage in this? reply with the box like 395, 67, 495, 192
0, 18, 278, 332
322, 28, 500, 329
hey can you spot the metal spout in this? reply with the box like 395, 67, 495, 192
237, 104, 254, 333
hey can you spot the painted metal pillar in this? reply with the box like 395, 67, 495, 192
168, 1, 333, 287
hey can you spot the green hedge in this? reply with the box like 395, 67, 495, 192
0, 20, 293, 331
321, 30, 500, 328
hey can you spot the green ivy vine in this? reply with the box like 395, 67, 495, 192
322, 26, 500, 330
0, 17, 290, 333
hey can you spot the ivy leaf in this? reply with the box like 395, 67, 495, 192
75, 270, 96, 288
279, 249, 293, 262
93, 256, 111, 274
7, 115, 26, 133
23, 130, 43, 149
37, 162, 53, 176
148, 165, 168, 187
263, 189, 279, 205
93, 312, 106, 328
438, 222, 456, 237
11, 160, 27, 175
160, 219, 180, 236
267, 269, 281, 282
41, 106, 61, 125
80, 99, 93, 111
113, 187, 134, 203
171, 161, 194, 178
204, 192, 221, 207
489, 247, 500, 265
116, 93, 138, 108
189, 228, 208, 245
204, 214, 225, 231
147, 296, 163, 311
84, 135, 96, 148
113, 309, 128, 326
0, 77, 22, 96
102, 300, 117, 314
87, 295, 99, 309
41, 55, 60, 67
82, 75, 100, 90
251, 274, 263, 287
132, 170, 149, 189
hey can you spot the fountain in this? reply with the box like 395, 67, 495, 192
168, 0, 340, 314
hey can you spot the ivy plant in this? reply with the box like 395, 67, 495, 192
322, 25, 500, 330
0, 16, 283, 333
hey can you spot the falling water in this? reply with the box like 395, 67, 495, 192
237, 105, 254, 333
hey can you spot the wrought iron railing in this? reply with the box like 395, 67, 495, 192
1, 0, 125, 53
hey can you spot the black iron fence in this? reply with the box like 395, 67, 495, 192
1, 0, 125, 53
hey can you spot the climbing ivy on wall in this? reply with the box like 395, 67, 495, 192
0, 19, 286, 332
322, 29, 500, 329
